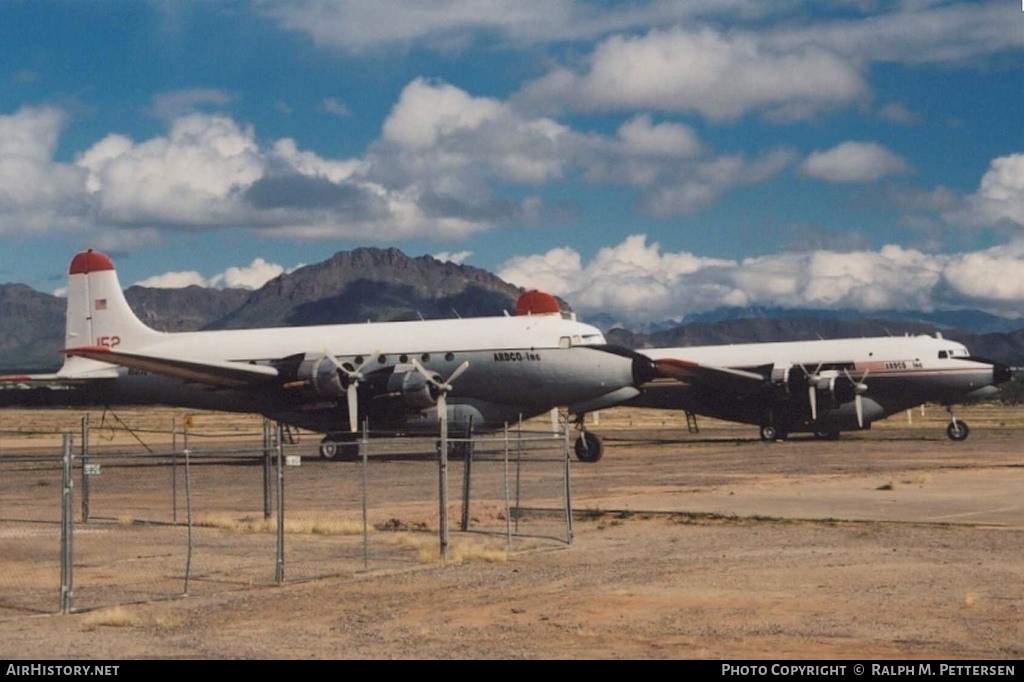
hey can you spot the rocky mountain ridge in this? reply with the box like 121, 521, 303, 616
3, 247, 1024, 370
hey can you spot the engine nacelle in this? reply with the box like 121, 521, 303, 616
813, 373, 856, 410
296, 355, 351, 398
386, 369, 439, 410
768, 363, 796, 400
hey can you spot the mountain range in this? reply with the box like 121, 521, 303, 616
3, 247, 1024, 371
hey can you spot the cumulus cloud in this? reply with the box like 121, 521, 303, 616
517, 27, 867, 121
498, 234, 1024, 323
0, 106, 89, 233
134, 270, 209, 289
0, 103, 519, 243
960, 153, 1024, 227
135, 257, 301, 290
801, 141, 912, 183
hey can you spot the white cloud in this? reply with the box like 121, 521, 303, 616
321, 98, 352, 118
133, 270, 208, 288
77, 114, 263, 226
944, 248, 1024, 302
261, 1, 1023, 69
0, 106, 89, 233
616, 115, 702, 158
801, 141, 912, 183
433, 250, 473, 264
498, 234, 1024, 323
135, 257, 301, 290
150, 88, 235, 120
961, 153, 1024, 227
517, 27, 867, 121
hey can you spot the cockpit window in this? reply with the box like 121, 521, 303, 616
560, 336, 571, 349
938, 351, 948, 359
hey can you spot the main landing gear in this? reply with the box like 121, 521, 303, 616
319, 433, 360, 461
945, 406, 970, 441
759, 424, 788, 442
574, 431, 604, 462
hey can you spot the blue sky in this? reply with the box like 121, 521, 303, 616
2, 1, 1023, 324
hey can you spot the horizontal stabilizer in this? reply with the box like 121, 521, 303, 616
64, 346, 279, 389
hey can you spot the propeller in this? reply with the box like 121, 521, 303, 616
844, 368, 870, 428
324, 350, 374, 432
411, 358, 470, 424
800, 363, 823, 422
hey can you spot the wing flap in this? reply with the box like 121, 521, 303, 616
63, 346, 279, 389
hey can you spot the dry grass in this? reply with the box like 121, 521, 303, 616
80, 606, 135, 629
387, 532, 509, 565
196, 511, 366, 536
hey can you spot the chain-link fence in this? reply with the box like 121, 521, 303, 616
0, 413, 572, 615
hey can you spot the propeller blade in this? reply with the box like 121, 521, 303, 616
410, 358, 433, 382
324, 348, 374, 433
347, 383, 359, 432
411, 358, 469, 424
447, 360, 470, 386
808, 385, 817, 422
855, 394, 864, 429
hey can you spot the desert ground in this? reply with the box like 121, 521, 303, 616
0, 403, 1022, 660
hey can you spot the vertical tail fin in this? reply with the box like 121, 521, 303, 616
59, 250, 165, 376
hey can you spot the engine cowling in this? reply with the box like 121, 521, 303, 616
813, 372, 856, 410
296, 355, 352, 398
386, 369, 439, 409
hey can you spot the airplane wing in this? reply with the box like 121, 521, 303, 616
63, 345, 279, 389
652, 357, 767, 396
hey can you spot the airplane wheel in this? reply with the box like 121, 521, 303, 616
946, 421, 970, 441
760, 425, 787, 442
574, 432, 604, 463
319, 441, 339, 460
320, 436, 360, 461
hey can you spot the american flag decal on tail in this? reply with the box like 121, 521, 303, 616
94, 299, 107, 311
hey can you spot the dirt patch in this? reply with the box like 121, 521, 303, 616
1, 404, 1022, 659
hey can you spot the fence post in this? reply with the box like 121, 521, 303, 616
503, 423, 512, 548
360, 419, 369, 572
438, 418, 449, 564
80, 415, 90, 523
183, 445, 193, 596
275, 423, 285, 584
263, 420, 272, 520
563, 419, 573, 545
59, 433, 74, 614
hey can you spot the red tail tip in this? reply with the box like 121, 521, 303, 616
515, 290, 561, 316
69, 250, 115, 275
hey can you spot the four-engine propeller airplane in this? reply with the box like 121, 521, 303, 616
631, 335, 1012, 442
0, 250, 655, 461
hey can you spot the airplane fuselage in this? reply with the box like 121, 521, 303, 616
635, 335, 1008, 435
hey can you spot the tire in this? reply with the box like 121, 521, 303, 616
946, 421, 970, 441
574, 432, 604, 463
319, 441, 339, 460
760, 425, 787, 442
320, 436, 360, 461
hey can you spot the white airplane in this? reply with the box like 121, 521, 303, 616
630, 335, 1012, 442
0, 250, 655, 460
